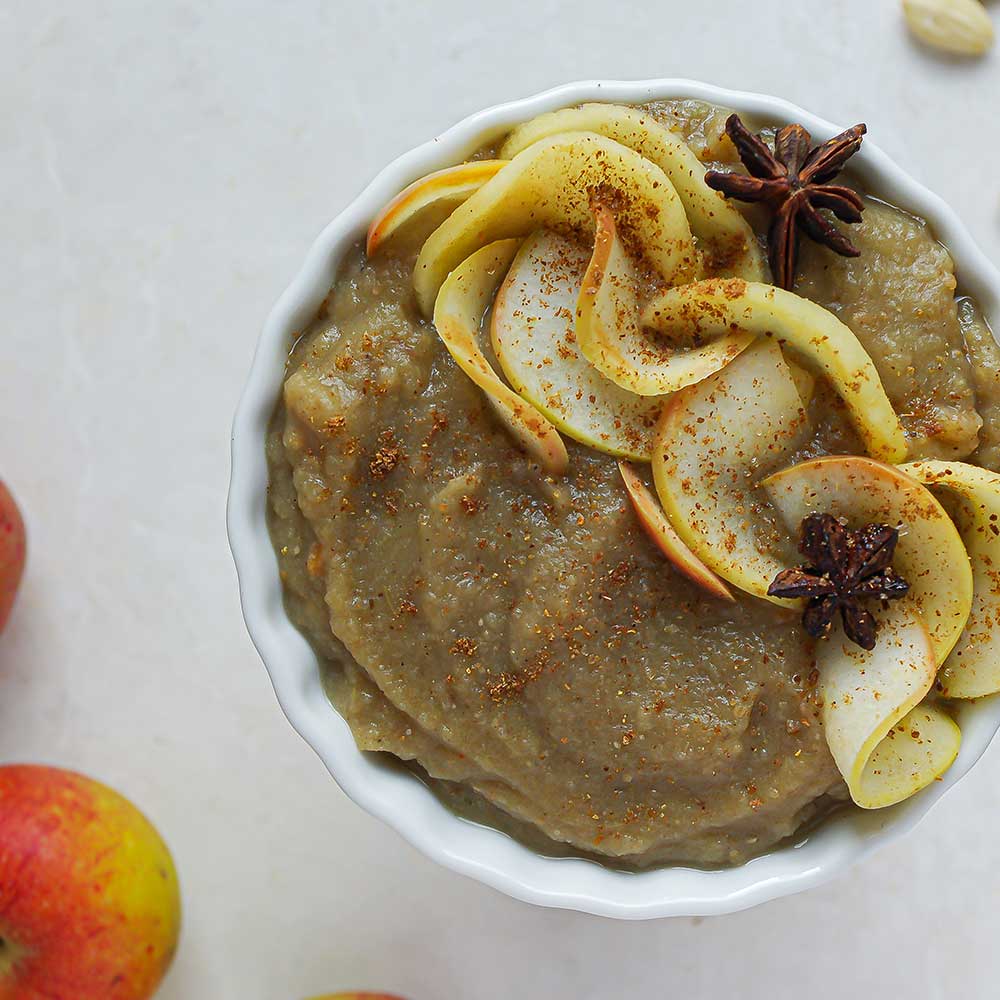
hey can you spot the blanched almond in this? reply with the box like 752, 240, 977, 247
903, 0, 994, 55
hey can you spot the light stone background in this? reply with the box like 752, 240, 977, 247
2, 1, 999, 997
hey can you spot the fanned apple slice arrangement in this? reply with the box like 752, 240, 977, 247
365, 103, 1000, 811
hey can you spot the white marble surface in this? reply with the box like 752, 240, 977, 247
2, 1, 999, 997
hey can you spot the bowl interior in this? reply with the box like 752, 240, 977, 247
228, 79, 1000, 918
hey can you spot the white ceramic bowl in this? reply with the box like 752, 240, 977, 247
228, 79, 1000, 918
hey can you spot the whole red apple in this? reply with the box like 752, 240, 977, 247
0, 484, 25, 633
0, 765, 181, 1000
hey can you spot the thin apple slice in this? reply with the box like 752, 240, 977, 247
366, 160, 507, 257
786, 358, 816, 410
499, 102, 766, 280
618, 461, 733, 600
576, 204, 755, 395
642, 278, 908, 463
491, 229, 663, 460
432, 239, 568, 475
761, 456, 973, 664
414, 131, 696, 316
858, 703, 961, 808
652, 338, 810, 603
902, 460, 1000, 698
818, 601, 959, 809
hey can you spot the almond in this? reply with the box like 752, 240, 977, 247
903, 0, 995, 55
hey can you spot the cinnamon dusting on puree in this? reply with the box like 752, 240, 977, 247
268, 97, 996, 867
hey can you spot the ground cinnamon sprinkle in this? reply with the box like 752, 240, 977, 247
459, 495, 482, 515
485, 672, 526, 701
450, 637, 478, 657
369, 445, 400, 478
485, 653, 548, 702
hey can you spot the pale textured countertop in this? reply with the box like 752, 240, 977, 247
2, 2, 999, 997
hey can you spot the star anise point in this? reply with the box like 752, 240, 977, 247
705, 114, 867, 290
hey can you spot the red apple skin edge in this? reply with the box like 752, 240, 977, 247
0, 483, 25, 633
0, 765, 181, 1000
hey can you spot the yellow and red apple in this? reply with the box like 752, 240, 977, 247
0, 483, 25, 634
651, 338, 810, 603
499, 101, 766, 280
618, 461, 733, 601
0, 765, 181, 999
815, 601, 960, 809
366, 160, 506, 257
641, 278, 908, 463
432, 239, 569, 475
491, 228, 662, 460
902, 459, 1000, 698
576, 204, 754, 395
414, 130, 694, 315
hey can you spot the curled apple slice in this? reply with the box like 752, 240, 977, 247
432, 240, 568, 475
818, 601, 959, 809
652, 338, 810, 603
500, 102, 766, 280
902, 460, 1000, 698
761, 456, 973, 664
490, 230, 662, 460
414, 131, 695, 316
576, 204, 755, 396
618, 461, 733, 600
642, 279, 908, 463
367, 160, 507, 257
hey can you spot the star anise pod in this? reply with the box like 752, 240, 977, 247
767, 513, 910, 651
705, 114, 867, 290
